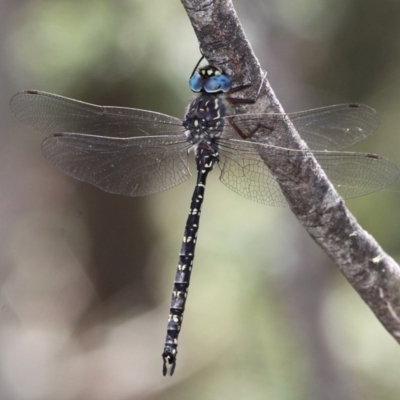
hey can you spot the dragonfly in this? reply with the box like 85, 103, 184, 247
10, 65, 398, 376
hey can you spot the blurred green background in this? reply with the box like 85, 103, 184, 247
2, 0, 400, 399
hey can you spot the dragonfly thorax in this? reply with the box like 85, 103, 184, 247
183, 94, 226, 144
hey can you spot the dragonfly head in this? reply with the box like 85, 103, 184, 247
189, 65, 231, 94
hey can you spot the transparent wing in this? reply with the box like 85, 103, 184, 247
12, 90, 395, 204
218, 138, 398, 207
223, 104, 379, 151
218, 148, 288, 206
41, 133, 192, 197
10, 90, 183, 137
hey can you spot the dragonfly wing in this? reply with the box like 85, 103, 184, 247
218, 139, 288, 207
42, 133, 192, 196
290, 104, 379, 150
223, 104, 379, 151
10, 90, 184, 137
218, 138, 398, 206
218, 153, 288, 206
314, 151, 399, 199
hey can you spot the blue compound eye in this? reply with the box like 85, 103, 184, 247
203, 74, 231, 93
189, 65, 232, 94
189, 72, 204, 93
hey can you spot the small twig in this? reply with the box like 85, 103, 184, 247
181, 0, 400, 343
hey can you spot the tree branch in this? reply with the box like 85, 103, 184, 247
181, 0, 400, 343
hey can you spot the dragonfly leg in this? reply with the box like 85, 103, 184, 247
227, 115, 268, 140
227, 69, 267, 105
